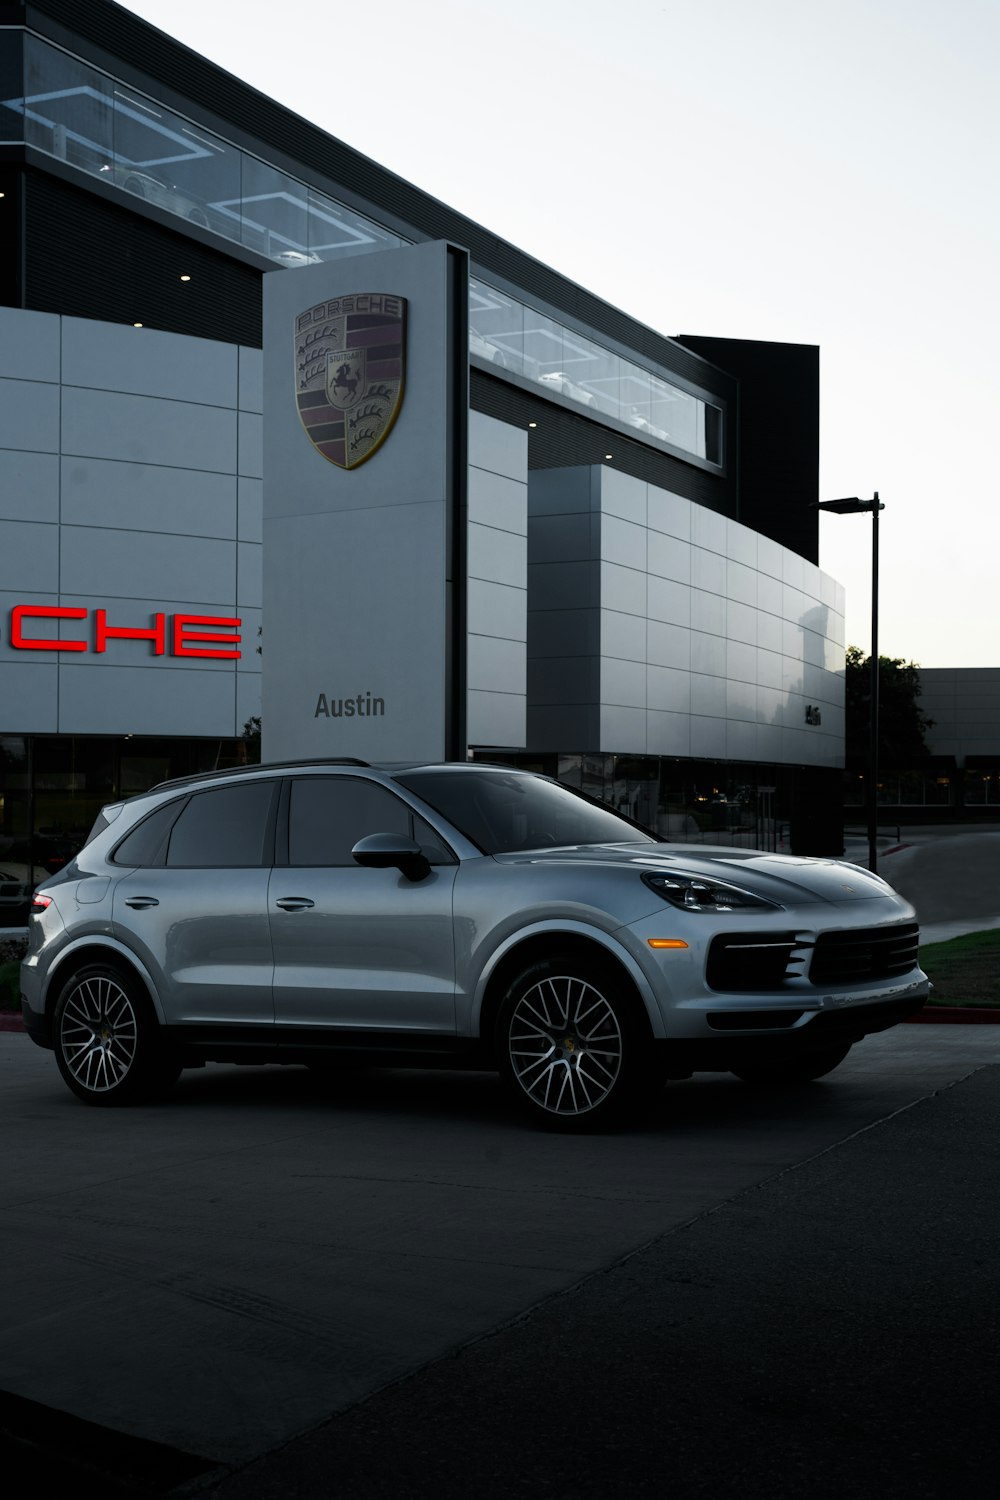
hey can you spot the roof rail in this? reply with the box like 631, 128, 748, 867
150, 757, 371, 792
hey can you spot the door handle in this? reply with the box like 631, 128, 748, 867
274, 897, 315, 911
124, 896, 159, 909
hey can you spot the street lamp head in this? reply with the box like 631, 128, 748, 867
814, 493, 884, 514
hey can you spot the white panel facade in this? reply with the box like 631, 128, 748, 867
528, 465, 845, 766
466, 412, 527, 748
0, 309, 261, 738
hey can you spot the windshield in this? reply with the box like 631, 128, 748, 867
393, 770, 658, 855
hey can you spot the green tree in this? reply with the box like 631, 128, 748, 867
845, 647, 934, 769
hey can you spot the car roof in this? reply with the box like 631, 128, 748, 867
148, 758, 531, 794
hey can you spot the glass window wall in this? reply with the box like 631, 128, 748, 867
2, 31, 724, 468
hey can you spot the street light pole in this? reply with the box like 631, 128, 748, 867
815, 493, 885, 873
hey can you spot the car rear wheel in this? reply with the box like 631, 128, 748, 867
496, 955, 657, 1131
730, 1042, 852, 1087
53, 964, 181, 1106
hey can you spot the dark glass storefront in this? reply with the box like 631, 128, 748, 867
474, 749, 844, 858
0, 734, 258, 927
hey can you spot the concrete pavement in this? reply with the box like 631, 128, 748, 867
3, 1025, 1000, 1496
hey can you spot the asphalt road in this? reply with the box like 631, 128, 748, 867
3, 1025, 1000, 1497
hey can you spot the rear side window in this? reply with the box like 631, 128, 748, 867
165, 782, 276, 868
112, 799, 186, 868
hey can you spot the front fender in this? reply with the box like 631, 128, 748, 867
469, 919, 666, 1039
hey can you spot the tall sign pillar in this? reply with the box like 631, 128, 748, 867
262, 240, 468, 763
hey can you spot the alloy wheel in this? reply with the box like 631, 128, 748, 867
507, 973, 624, 1116
59, 973, 139, 1094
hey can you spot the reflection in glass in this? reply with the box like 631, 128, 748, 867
469, 279, 524, 373
569, 334, 619, 416
231, 155, 309, 260
307, 187, 402, 261
18, 36, 114, 172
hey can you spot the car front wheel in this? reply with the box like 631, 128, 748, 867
496, 955, 657, 1130
53, 964, 181, 1106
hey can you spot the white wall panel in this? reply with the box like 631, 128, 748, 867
647, 708, 690, 756
468, 467, 529, 534
647, 576, 690, 627
469, 410, 527, 482
238, 478, 263, 543
61, 319, 238, 407
467, 688, 525, 747
468, 522, 526, 588
0, 451, 59, 523
692, 506, 726, 554
238, 348, 264, 414
61, 388, 237, 472
599, 468, 646, 525
691, 547, 725, 595
647, 664, 691, 714
647, 531, 691, 584
237, 411, 263, 478
647, 487, 690, 540
468, 578, 528, 642
0, 661, 58, 732
601, 515, 646, 569
60, 527, 235, 603
690, 716, 726, 759
60, 456, 237, 538
0, 379, 60, 453
601, 609, 646, 662
468, 634, 526, 696
601, 656, 646, 708
237, 543, 263, 610
57, 663, 237, 736
601, 561, 647, 616
0, 520, 59, 593
0, 309, 59, 382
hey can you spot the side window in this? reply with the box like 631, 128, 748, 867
289, 778, 413, 867
112, 799, 186, 867
165, 782, 275, 868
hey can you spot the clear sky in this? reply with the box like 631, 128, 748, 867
119, 0, 999, 668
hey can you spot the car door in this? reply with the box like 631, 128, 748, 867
111, 779, 278, 1027
270, 775, 458, 1033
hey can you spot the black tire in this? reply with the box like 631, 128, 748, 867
731, 1042, 852, 1088
495, 953, 658, 1131
53, 963, 181, 1107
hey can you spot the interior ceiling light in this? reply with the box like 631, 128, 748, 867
528, 421, 537, 428
132, 321, 143, 328
605, 453, 613, 459
180, 274, 191, 281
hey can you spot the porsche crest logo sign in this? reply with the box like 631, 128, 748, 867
294, 293, 406, 469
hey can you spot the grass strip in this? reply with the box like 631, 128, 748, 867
918, 929, 1000, 1008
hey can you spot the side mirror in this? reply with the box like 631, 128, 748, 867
351, 832, 431, 883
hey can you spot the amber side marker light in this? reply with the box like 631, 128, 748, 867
648, 938, 688, 950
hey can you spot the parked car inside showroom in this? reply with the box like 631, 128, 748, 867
21, 762, 929, 1129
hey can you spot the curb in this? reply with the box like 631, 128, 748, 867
0, 1015, 25, 1033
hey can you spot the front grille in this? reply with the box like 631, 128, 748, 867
706, 932, 803, 992
809, 923, 920, 986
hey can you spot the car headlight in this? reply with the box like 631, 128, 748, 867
642, 871, 782, 913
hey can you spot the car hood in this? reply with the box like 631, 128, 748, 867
492, 842, 897, 907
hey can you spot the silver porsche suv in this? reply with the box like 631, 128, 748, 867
21, 761, 930, 1129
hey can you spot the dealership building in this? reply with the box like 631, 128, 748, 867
0, 0, 847, 920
